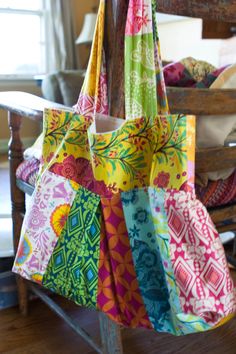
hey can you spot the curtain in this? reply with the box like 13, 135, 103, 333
47, 0, 79, 71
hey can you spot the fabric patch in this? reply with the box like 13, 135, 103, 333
165, 189, 236, 326
13, 171, 78, 282
149, 187, 210, 335
44, 110, 92, 173
151, 115, 193, 190
89, 114, 192, 192
42, 187, 101, 308
97, 194, 152, 328
125, 0, 169, 117
121, 188, 173, 333
14, 235, 32, 266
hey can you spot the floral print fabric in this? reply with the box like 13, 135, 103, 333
13, 0, 236, 336
125, 0, 169, 118
40, 110, 195, 195
13, 171, 78, 283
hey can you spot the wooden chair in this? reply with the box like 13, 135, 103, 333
0, 1, 236, 353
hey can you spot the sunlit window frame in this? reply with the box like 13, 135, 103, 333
0, 0, 49, 80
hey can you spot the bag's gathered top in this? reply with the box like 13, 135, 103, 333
13, 0, 236, 335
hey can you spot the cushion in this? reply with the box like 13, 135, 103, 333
163, 57, 218, 88
195, 169, 236, 208
57, 70, 85, 106
16, 158, 40, 186
41, 72, 63, 103
196, 63, 236, 181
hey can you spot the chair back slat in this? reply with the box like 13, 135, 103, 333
157, 0, 236, 22
196, 146, 236, 173
167, 87, 236, 115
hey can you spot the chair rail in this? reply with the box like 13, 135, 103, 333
157, 0, 236, 22
0, 91, 70, 121
167, 87, 236, 115
196, 146, 236, 173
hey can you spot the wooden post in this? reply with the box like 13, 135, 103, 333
104, 0, 115, 111
8, 112, 28, 316
99, 313, 123, 354
98, 1, 130, 352
104, 0, 129, 118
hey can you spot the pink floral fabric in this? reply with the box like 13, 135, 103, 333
50, 156, 112, 197
125, 0, 152, 35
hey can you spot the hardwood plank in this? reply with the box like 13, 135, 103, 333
0, 297, 101, 354
1, 295, 236, 354
167, 87, 236, 115
157, 0, 236, 22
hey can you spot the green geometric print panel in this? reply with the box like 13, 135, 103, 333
42, 187, 101, 308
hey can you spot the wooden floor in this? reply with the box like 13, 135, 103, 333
0, 293, 236, 354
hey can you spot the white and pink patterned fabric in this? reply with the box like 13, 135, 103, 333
13, 171, 78, 283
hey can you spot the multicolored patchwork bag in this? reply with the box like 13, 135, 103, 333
13, 0, 236, 335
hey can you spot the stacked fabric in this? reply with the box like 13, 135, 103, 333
164, 57, 236, 207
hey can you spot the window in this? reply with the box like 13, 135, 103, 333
0, 0, 48, 78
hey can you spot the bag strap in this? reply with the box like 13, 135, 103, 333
74, 0, 109, 118
75, 0, 169, 120
125, 0, 169, 119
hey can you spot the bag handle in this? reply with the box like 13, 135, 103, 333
75, 0, 169, 120
74, 0, 108, 118
125, 0, 169, 119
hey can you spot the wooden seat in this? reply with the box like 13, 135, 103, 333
0, 1, 236, 353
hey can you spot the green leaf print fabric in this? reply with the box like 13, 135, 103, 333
42, 187, 101, 308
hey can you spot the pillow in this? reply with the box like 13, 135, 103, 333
196, 63, 236, 181
57, 70, 85, 107
41, 72, 63, 104
181, 57, 216, 83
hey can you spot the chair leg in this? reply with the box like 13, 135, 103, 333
233, 233, 236, 257
8, 112, 29, 316
99, 313, 123, 354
